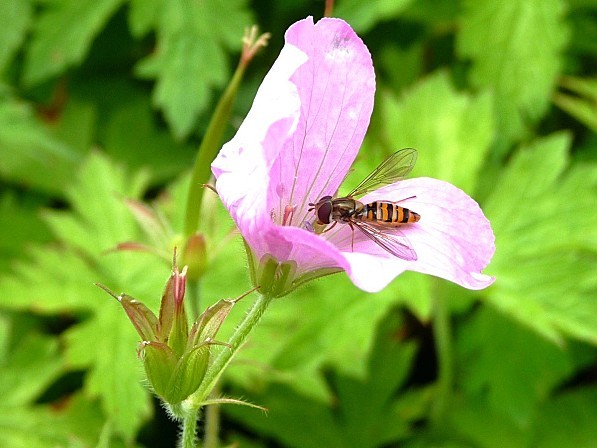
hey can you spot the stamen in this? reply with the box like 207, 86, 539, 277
282, 204, 296, 226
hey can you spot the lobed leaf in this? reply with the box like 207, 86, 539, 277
457, 0, 569, 139
23, 0, 124, 86
0, 0, 32, 72
485, 132, 597, 343
134, 0, 253, 139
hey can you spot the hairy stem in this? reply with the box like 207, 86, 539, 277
180, 406, 199, 448
178, 292, 275, 446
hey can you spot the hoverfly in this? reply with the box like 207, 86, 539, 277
308, 148, 420, 261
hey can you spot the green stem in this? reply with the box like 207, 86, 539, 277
180, 406, 200, 448
203, 386, 222, 448
197, 291, 274, 401
430, 284, 453, 424
183, 61, 247, 238
179, 292, 275, 445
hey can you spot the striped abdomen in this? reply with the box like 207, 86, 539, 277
361, 201, 420, 225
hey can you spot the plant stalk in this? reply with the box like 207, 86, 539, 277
179, 291, 275, 446
430, 284, 453, 424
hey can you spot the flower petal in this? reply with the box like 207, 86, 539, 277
213, 17, 375, 275
326, 178, 495, 291
267, 17, 375, 227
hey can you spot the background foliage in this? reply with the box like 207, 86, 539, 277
0, 0, 596, 447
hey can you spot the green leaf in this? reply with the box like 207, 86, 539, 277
0, 194, 52, 273
457, 0, 569, 139
0, 318, 103, 447
456, 307, 574, 426
225, 313, 425, 447
485, 132, 597, 344
23, 0, 124, 86
0, 98, 83, 195
128, 0, 160, 38
375, 70, 494, 194
335, 0, 414, 33
0, 153, 165, 439
553, 76, 597, 131
103, 95, 194, 184
0, 394, 103, 448
532, 387, 597, 447
134, 0, 253, 139
0, 331, 62, 407
449, 396, 529, 448
0, 0, 32, 73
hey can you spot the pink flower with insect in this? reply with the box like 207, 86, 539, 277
212, 17, 495, 295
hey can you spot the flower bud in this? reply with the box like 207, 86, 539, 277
99, 257, 254, 405
182, 233, 208, 281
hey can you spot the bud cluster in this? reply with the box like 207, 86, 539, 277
98, 263, 246, 405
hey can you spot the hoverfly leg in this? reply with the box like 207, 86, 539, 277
348, 221, 355, 252
396, 195, 416, 203
321, 221, 338, 234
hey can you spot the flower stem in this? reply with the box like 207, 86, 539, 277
180, 405, 200, 448
183, 27, 270, 238
179, 291, 275, 445
203, 386, 222, 448
197, 291, 274, 401
430, 283, 453, 424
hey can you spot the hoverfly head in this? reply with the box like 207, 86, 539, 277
311, 195, 333, 225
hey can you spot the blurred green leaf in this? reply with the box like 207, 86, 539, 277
0, 0, 32, 73
335, 0, 414, 33
0, 394, 104, 448
457, 307, 573, 426
226, 313, 425, 448
0, 153, 164, 439
531, 386, 597, 447
553, 76, 597, 131
0, 331, 62, 406
485, 132, 597, 344
457, 0, 569, 140
376, 70, 494, 194
49, 98, 97, 154
23, 0, 124, 86
0, 98, 83, 195
134, 0, 253, 139
128, 0, 160, 38
449, 396, 529, 448
103, 95, 194, 184
0, 194, 52, 273
217, 270, 409, 403
0, 320, 103, 447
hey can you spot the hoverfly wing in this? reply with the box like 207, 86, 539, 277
352, 220, 417, 261
347, 148, 417, 198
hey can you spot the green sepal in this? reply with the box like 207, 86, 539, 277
169, 302, 189, 358
158, 267, 189, 356
166, 344, 211, 404
140, 341, 178, 400
118, 294, 159, 341
157, 271, 176, 342
188, 298, 236, 349
96, 283, 159, 341
252, 253, 297, 298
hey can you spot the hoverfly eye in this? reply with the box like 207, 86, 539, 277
316, 199, 333, 224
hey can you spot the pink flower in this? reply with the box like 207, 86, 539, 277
212, 17, 495, 294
